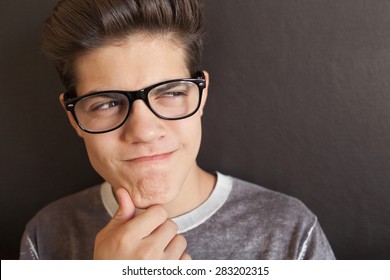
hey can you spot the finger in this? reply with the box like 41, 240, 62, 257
163, 234, 188, 260
129, 204, 168, 238
145, 219, 178, 251
180, 252, 192, 260
108, 188, 136, 228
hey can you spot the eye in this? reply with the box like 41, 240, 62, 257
157, 91, 187, 98
77, 93, 127, 114
90, 99, 123, 111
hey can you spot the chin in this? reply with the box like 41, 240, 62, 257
130, 176, 179, 208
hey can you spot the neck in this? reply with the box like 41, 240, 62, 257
163, 165, 216, 218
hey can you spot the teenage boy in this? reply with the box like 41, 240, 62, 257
20, 0, 335, 260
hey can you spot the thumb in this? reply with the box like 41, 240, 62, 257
111, 187, 136, 225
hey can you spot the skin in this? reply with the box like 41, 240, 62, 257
60, 33, 216, 259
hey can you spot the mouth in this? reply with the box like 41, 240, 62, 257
125, 151, 176, 163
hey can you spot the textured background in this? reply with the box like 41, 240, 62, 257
1, 0, 389, 259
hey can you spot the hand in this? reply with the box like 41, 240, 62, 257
93, 187, 191, 260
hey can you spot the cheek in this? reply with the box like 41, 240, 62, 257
82, 135, 116, 177
176, 115, 203, 156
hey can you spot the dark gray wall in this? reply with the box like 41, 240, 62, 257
1, 0, 389, 259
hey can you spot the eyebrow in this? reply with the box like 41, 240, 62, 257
79, 79, 192, 97
153, 81, 189, 93
92, 93, 124, 98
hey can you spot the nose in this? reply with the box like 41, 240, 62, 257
120, 100, 165, 143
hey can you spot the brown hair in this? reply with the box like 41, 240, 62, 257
42, 0, 205, 94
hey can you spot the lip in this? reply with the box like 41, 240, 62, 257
125, 151, 175, 163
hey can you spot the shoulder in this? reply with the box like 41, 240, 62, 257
33, 184, 104, 220
20, 184, 109, 259
227, 175, 315, 222
23, 184, 106, 235
214, 175, 335, 259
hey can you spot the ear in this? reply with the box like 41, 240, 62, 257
199, 70, 210, 117
59, 93, 84, 138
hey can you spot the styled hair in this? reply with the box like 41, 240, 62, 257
42, 0, 205, 94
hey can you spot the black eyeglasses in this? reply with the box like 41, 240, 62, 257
63, 72, 206, 134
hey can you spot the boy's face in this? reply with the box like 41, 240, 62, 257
62, 34, 208, 210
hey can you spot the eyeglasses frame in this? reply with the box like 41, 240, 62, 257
63, 71, 206, 134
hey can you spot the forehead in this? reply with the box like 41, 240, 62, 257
74, 34, 190, 95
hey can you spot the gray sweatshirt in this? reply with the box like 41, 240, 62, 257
20, 173, 335, 259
